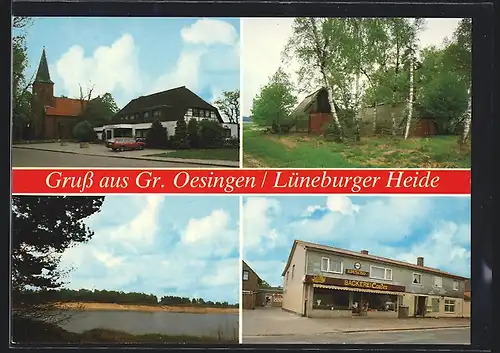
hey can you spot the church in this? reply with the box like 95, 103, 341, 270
30, 48, 85, 140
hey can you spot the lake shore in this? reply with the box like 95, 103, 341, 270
57, 302, 239, 314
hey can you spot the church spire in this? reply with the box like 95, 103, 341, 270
34, 47, 53, 84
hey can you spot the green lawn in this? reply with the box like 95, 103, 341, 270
243, 127, 471, 168
147, 149, 239, 162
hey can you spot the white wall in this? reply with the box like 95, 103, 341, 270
222, 123, 239, 138
282, 244, 307, 315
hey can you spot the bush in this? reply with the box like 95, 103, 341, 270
174, 118, 188, 149
416, 72, 468, 134
146, 119, 168, 149
72, 121, 96, 142
223, 137, 240, 149
199, 119, 224, 148
187, 118, 200, 148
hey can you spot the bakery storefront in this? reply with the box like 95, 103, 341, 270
304, 274, 406, 318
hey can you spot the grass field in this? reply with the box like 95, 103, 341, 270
243, 126, 471, 168
147, 149, 239, 161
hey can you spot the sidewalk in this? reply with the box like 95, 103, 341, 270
13, 143, 240, 168
243, 308, 470, 336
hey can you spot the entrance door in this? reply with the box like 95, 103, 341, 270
352, 292, 363, 316
414, 296, 427, 317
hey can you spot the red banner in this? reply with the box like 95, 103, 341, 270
11, 169, 470, 195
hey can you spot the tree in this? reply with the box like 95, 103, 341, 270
12, 17, 34, 141
404, 19, 424, 140
146, 119, 168, 149
214, 90, 240, 123
72, 120, 96, 142
417, 71, 468, 134
199, 119, 224, 148
174, 117, 188, 148
443, 19, 471, 145
250, 68, 297, 127
283, 18, 348, 140
81, 93, 119, 127
187, 118, 200, 148
12, 196, 105, 322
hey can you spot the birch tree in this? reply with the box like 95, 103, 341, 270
386, 19, 413, 135
283, 18, 345, 140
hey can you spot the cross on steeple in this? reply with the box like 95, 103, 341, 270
34, 47, 54, 84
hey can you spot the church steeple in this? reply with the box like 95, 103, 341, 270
34, 47, 53, 84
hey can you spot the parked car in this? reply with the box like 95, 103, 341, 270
108, 137, 145, 152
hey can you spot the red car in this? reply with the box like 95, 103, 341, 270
108, 137, 145, 152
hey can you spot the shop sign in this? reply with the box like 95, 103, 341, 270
344, 279, 389, 290
345, 268, 369, 277
306, 275, 405, 292
311, 275, 326, 283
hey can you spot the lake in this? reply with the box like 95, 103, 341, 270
59, 310, 239, 340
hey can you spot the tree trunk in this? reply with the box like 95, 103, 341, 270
372, 103, 377, 134
321, 71, 343, 140
308, 17, 343, 141
390, 102, 397, 136
461, 86, 471, 145
354, 73, 362, 141
404, 47, 415, 140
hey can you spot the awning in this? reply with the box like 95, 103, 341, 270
313, 283, 404, 296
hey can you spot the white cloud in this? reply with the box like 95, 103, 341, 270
243, 196, 471, 279
243, 197, 283, 253
58, 196, 240, 302
394, 221, 471, 276
181, 209, 238, 258
54, 34, 143, 100
326, 195, 360, 215
150, 49, 207, 94
107, 195, 164, 248
181, 18, 238, 46
241, 18, 463, 116
52, 19, 239, 108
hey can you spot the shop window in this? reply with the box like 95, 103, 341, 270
444, 299, 455, 312
320, 257, 342, 274
412, 273, 423, 285
453, 280, 460, 291
242, 270, 249, 281
313, 288, 350, 310
434, 276, 443, 287
370, 266, 393, 281
362, 292, 398, 312
431, 298, 440, 312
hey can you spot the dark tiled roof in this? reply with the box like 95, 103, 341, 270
115, 86, 223, 123
290, 88, 324, 117
282, 240, 468, 281
243, 260, 262, 283
34, 48, 54, 84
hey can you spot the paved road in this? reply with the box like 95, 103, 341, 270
243, 327, 470, 344
12, 149, 219, 168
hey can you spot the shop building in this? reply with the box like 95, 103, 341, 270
281, 240, 469, 319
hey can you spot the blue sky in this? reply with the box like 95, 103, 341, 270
20, 17, 240, 115
60, 196, 240, 304
243, 196, 471, 287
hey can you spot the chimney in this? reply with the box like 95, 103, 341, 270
417, 257, 424, 266
361, 250, 369, 255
